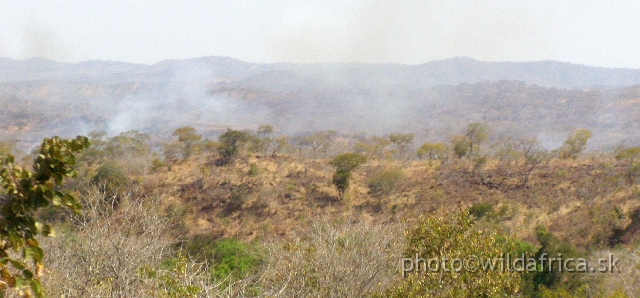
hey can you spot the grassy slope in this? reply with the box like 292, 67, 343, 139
136, 154, 640, 250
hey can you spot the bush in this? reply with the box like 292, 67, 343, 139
468, 202, 494, 219
92, 161, 129, 194
213, 239, 258, 282
247, 163, 260, 177
329, 153, 367, 198
367, 166, 404, 198
382, 210, 521, 297
178, 234, 217, 265
258, 220, 403, 297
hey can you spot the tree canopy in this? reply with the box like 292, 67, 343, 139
0, 136, 90, 297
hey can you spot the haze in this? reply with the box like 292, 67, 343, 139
2, 1, 640, 68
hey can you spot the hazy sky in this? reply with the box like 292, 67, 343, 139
1, 1, 640, 68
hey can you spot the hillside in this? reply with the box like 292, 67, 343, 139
2, 56, 640, 151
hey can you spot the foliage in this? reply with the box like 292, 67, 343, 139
108, 130, 151, 158
329, 153, 367, 173
465, 122, 489, 157
0, 136, 89, 297
382, 210, 521, 297
523, 226, 584, 296
217, 129, 250, 166
388, 133, 414, 158
615, 146, 640, 187
212, 239, 258, 282
0, 141, 16, 157
82, 130, 150, 165
468, 202, 494, 219
247, 163, 260, 177
416, 142, 446, 160
558, 128, 592, 160
256, 125, 274, 137
258, 220, 403, 297
367, 166, 404, 198
41, 187, 219, 297
329, 153, 367, 198
151, 251, 202, 298
451, 134, 471, 159
91, 161, 129, 195
172, 126, 202, 159
353, 136, 391, 159
162, 141, 183, 164
294, 130, 337, 158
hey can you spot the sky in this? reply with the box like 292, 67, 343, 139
1, 1, 640, 68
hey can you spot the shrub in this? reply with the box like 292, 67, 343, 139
212, 239, 258, 283
92, 161, 129, 194
247, 163, 260, 177
41, 187, 224, 297
367, 166, 404, 198
329, 153, 367, 198
258, 219, 403, 297
381, 210, 521, 297
468, 202, 494, 219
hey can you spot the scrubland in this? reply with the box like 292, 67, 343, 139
3, 125, 640, 297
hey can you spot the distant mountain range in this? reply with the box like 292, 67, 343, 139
3, 56, 640, 88
1, 56, 640, 149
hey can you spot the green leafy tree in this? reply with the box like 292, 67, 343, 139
465, 122, 489, 158
81, 130, 108, 166
108, 130, 150, 158
525, 226, 584, 296
451, 135, 470, 159
558, 128, 592, 160
91, 161, 130, 195
382, 210, 521, 297
257, 125, 274, 137
329, 153, 367, 198
217, 129, 250, 166
352, 136, 391, 159
0, 136, 90, 297
367, 166, 404, 199
416, 142, 447, 160
615, 146, 640, 188
172, 126, 202, 159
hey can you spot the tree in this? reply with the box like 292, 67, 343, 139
256, 125, 275, 157
526, 226, 584, 295
367, 166, 404, 200
295, 131, 337, 158
82, 130, 108, 166
519, 138, 548, 187
329, 153, 367, 199
270, 136, 290, 157
615, 146, 640, 188
0, 136, 90, 297
416, 142, 447, 160
107, 130, 150, 158
388, 133, 414, 159
382, 210, 521, 297
257, 125, 274, 137
451, 135, 470, 159
217, 129, 250, 166
558, 128, 592, 160
352, 136, 391, 159
465, 122, 489, 158
172, 126, 202, 159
